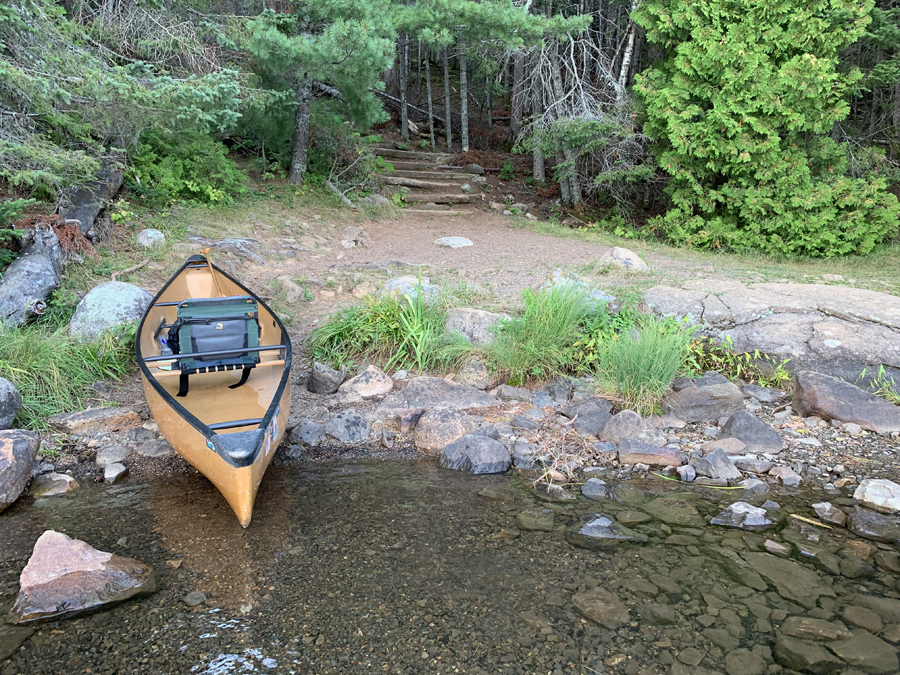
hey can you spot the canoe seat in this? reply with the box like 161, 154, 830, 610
166, 296, 260, 397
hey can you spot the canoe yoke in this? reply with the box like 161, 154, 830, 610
159, 295, 261, 398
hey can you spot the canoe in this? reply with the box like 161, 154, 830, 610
136, 254, 292, 527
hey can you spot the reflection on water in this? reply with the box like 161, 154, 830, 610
1, 459, 899, 675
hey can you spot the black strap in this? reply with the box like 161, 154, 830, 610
177, 372, 189, 397
228, 367, 252, 390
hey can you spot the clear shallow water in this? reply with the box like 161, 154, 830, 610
1, 459, 899, 675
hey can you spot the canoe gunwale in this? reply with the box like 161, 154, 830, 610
135, 254, 292, 469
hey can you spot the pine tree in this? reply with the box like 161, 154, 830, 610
635, 0, 900, 257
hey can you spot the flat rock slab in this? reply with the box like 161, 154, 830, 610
617, 438, 681, 467
742, 552, 834, 609
781, 616, 852, 641
377, 376, 497, 413
325, 411, 371, 443
0, 429, 40, 513
515, 509, 556, 532
793, 371, 900, 434
49, 407, 141, 434
854, 478, 900, 514
661, 379, 743, 423
572, 587, 630, 628
565, 513, 648, 548
828, 630, 899, 673
774, 634, 844, 674
434, 236, 473, 248
13, 530, 158, 624
440, 434, 510, 474
641, 497, 705, 527
847, 510, 900, 543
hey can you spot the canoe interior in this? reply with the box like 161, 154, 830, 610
139, 261, 286, 435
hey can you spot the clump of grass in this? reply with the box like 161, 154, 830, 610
590, 317, 694, 414
0, 323, 135, 430
685, 335, 792, 388
308, 286, 447, 372
483, 286, 589, 385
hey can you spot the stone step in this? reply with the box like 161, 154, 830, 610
375, 147, 455, 163
405, 193, 484, 205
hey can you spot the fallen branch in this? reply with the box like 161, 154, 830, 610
325, 180, 357, 209
112, 258, 149, 281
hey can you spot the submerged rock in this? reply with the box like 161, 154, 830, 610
29, 473, 78, 498
774, 634, 844, 674
710, 501, 776, 531
439, 434, 510, 474
13, 531, 158, 624
515, 509, 555, 532
572, 587, 630, 628
742, 552, 834, 609
565, 513, 648, 548
0, 430, 41, 513
581, 478, 610, 500
642, 498, 705, 528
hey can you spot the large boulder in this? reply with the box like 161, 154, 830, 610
0, 226, 64, 328
12, 531, 158, 624
444, 308, 508, 346
793, 371, 900, 434
854, 479, 900, 514
440, 434, 510, 474
0, 377, 22, 429
69, 282, 153, 343
0, 430, 40, 513
720, 410, 783, 453
134, 229, 165, 249
415, 407, 474, 453
377, 376, 497, 413
661, 372, 743, 423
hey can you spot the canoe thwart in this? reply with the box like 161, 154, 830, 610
142, 344, 288, 364
208, 418, 264, 431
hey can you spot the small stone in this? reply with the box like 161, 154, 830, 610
95, 444, 131, 467
843, 422, 863, 435
724, 648, 766, 675
721, 410, 783, 453
572, 587, 630, 628
677, 464, 696, 482
617, 438, 682, 467
135, 228, 166, 249
515, 509, 555, 532
434, 236, 473, 248
773, 634, 844, 674
30, 473, 78, 497
732, 457, 774, 474
605, 246, 648, 271
183, 592, 206, 607
693, 448, 741, 482
308, 362, 346, 395
711, 502, 776, 531
581, 478, 609, 500
811, 502, 846, 526
828, 630, 899, 674
764, 540, 790, 556
338, 365, 393, 398
700, 437, 747, 455
566, 513, 648, 548
104, 463, 128, 484
842, 606, 884, 633
677, 647, 706, 666
137, 440, 174, 458
769, 465, 802, 487
781, 616, 852, 641
324, 411, 371, 443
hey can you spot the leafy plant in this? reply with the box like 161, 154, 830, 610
500, 159, 516, 181
684, 336, 792, 388
858, 365, 900, 405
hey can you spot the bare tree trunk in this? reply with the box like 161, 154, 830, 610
399, 34, 410, 141
617, 0, 639, 99
555, 140, 571, 204
549, 42, 581, 203
459, 51, 469, 152
417, 40, 423, 102
426, 51, 436, 151
443, 48, 452, 151
486, 78, 492, 129
511, 51, 525, 139
289, 77, 312, 185
531, 54, 545, 182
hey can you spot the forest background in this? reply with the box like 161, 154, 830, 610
3, 0, 900, 258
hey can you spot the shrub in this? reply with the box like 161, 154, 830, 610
685, 336, 792, 388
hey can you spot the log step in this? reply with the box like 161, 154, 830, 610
405, 193, 483, 204
381, 176, 463, 190
389, 170, 472, 180
375, 148, 455, 162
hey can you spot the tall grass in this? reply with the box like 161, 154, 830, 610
590, 317, 694, 414
0, 324, 135, 429
483, 286, 589, 385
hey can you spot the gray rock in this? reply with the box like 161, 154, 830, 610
843, 605, 885, 633
811, 502, 846, 526
774, 634, 844, 674
511, 413, 538, 430
381, 276, 440, 303
324, 411, 370, 443
700, 437, 747, 455
572, 406, 612, 436
134, 229, 165, 249
840, 554, 874, 579
782, 617, 853, 642
494, 384, 533, 402
721, 410, 783, 453
605, 246, 648, 271
95, 444, 131, 467
183, 591, 206, 607
445, 308, 508, 346
662, 375, 744, 423
742, 552, 834, 608
618, 438, 682, 467
69, 282, 153, 343
642, 498, 705, 527
677, 464, 696, 482
415, 408, 473, 452
137, 440, 174, 458
377, 376, 497, 412
693, 448, 742, 482
455, 358, 495, 390
0, 226, 64, 328
560, 397, 613, 419
515, 509, 555, 532
710, 502, 776, 531
434, 236, 473, 248
0, 625, 34, 661
565, 513, 648, 548
533, 483, 577, 502
339, 365, 393, 398
104, 463, 128, 484
793, 370, 900, 434
0, 430, 41, 513
359, 194, 391, 208
638, 602, 677, 626
308, 362, 346, 395
512, 441, 540, 469
571, 587, 631, 628
853, 478, 900, 514
850, 595, 900, 623
769, 465, 802, 487
439, 434, 510, 474
12, 530, 158, 624
724, 648, 766, 675
463, 163, 485, 175
847, 510, 900, 543
59, 160, 124, 234
732, 457, 774, 474
828, 630, 899, 674
49, 406, 141, 433
598, 410, 666, 446
0, 377, 22, 429
741, 384, 786, 404
30, 473, 78, 497
581, 478, 610, 500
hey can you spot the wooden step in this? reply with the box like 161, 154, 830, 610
381, 176, 464, 190
375, 147, 455, 162
390, 170, 472, 180
402, 209, 470, 216
405, 193, 483, 205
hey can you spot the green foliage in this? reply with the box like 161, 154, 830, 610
0, 323, 135, 430
684, 336, 793, 388
590, 318, 695, 415
500, 159, 516, 181
128, 132, 245, 206
857, 365, 900, 405
308, 287, 447, 372
0, 198, 34, 275
635, 0, 900, 257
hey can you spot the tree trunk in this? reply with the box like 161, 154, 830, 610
417, 40, 423, 102
511, 51, 525, 139
486, 78, 492, 129
426, 51, 436, 151
459, 51, 469, 152
443, 48, 452, 151
289, 77, 312, 185
550, 42, 581, 203
617, 0, 640, 100
555, 140, 571, 204
532, 73, 545, 182
399, 33, 410, 141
